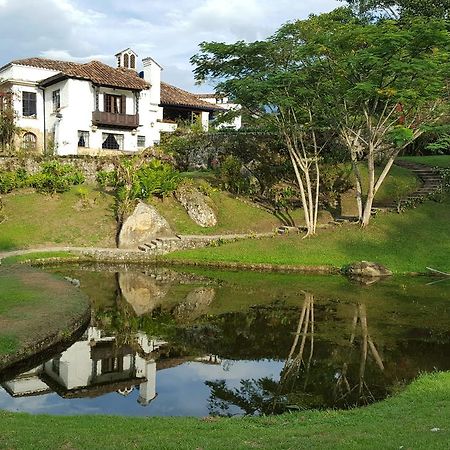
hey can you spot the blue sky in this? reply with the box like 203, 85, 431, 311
0, 0, 340, 92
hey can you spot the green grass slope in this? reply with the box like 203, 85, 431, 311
150, 190, 282, 235
398, 155, 450, 168
0, 186, 116, 251
0, 266, 89, 357
166, 194, 450, 273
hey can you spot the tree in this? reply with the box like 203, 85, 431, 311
192, 8, 450, 227
0, 92, 19, 154
310, 11, 450, 225
342, 0, 450, 19
191, 30, 330, 236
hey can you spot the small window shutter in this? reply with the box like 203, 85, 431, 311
121, 95, 126, 114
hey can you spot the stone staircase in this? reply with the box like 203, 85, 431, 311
371, 160, 444, 214
138, 232, 274, 255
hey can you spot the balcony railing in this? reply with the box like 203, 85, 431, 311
92, 111, 139, 129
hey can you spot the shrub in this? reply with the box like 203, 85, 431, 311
218, 155, 251, 194
134, 159, 181, 199
99, 157, 181, 204
0, 168, 30, 194
29, 160, 85, 194
0, 171, 20, 194
96, 170, 116, 187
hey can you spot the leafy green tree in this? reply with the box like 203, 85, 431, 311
312, 11, 450, 224
342, 0, 450, 19
192, 8, 450, 226
192, 24, 332, 236
0, 92, 19, 154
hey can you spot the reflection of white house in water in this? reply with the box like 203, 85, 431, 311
2, 327, 166, 407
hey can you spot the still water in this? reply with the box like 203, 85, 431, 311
0, 265, 449, 416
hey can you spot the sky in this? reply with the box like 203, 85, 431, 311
0, 0, 340, 92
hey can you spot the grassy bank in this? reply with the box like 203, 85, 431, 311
0, 372, 448, 449
0, 266, 89, 359
149, 190, 282, 235
166, 193, 450, 273
398, 155, 450, 168
0, 186, 116, 251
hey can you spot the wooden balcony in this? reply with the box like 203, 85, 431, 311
92, 111, 139, 129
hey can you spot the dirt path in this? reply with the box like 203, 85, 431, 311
0, 231, 277, 262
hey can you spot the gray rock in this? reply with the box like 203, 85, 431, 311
118, 202, 174, 249
346, 261, 393, 278
175, 185, 217, 228
118, 272, 169, 316
173, 287, 216, 321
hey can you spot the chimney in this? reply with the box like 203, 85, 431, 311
142, 57, 163, 105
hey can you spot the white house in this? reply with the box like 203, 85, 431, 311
195, 93, 242, 130
0, 48, 226, 156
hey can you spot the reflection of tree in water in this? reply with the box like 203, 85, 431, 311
206, 292, 386, 416
334, 303, 385, 406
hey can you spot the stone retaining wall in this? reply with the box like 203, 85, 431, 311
0, 156, 116, 184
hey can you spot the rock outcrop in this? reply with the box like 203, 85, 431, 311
118, 272, 170, 315
173, 287, 216, 321
345, 261, 393, 278
175, 185, 217, 228
118, 202, 174, 249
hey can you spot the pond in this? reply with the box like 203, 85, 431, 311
0, 264, 449, 417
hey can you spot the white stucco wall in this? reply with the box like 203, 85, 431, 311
46, 80, 160, 155
137, 89, 162, 147
1, 60, 162, 155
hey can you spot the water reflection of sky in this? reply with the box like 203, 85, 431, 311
0, 360, 284, 417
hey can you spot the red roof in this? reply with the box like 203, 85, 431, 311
12, 57, 149, 90
160, 82, 224, 111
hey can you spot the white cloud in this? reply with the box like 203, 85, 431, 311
0, 0, 341, 91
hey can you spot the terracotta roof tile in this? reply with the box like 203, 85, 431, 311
13, 57, 149, 90
11, 57, 80, 72
194, 93, 222, 99
160, 82, 224, 111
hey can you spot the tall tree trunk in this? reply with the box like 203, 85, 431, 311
350, 154, 364, 221
361, 151, 375, 227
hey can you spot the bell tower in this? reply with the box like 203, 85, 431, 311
115, 48, 138, 70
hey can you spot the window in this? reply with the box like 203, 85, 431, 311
52, 356, 61, 376
130, 54, 136, 69
123, 53, 129, 68
104, 94, 124, 114
52, 89, 60, 112
101, 357, 123, 374
22, 91, 36, 117
137, 135, 146, 148
78, 130, 89, 147
21, 132, 37, 151
102, 133, 124, 150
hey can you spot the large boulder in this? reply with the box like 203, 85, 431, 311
118, 272, 170, 316
175, 185, 217, 228
173, 287, 216, 321
119, 202, 174, 249
345, 261, 393, 278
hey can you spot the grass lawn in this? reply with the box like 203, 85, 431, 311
165, 193, 450, 273
153, 164, 419, 232
398, 155, 450, 168
149, 190, 282, 235
0, 266, 89, 358
0, 185, 116, 251
0, 371, 448, 449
